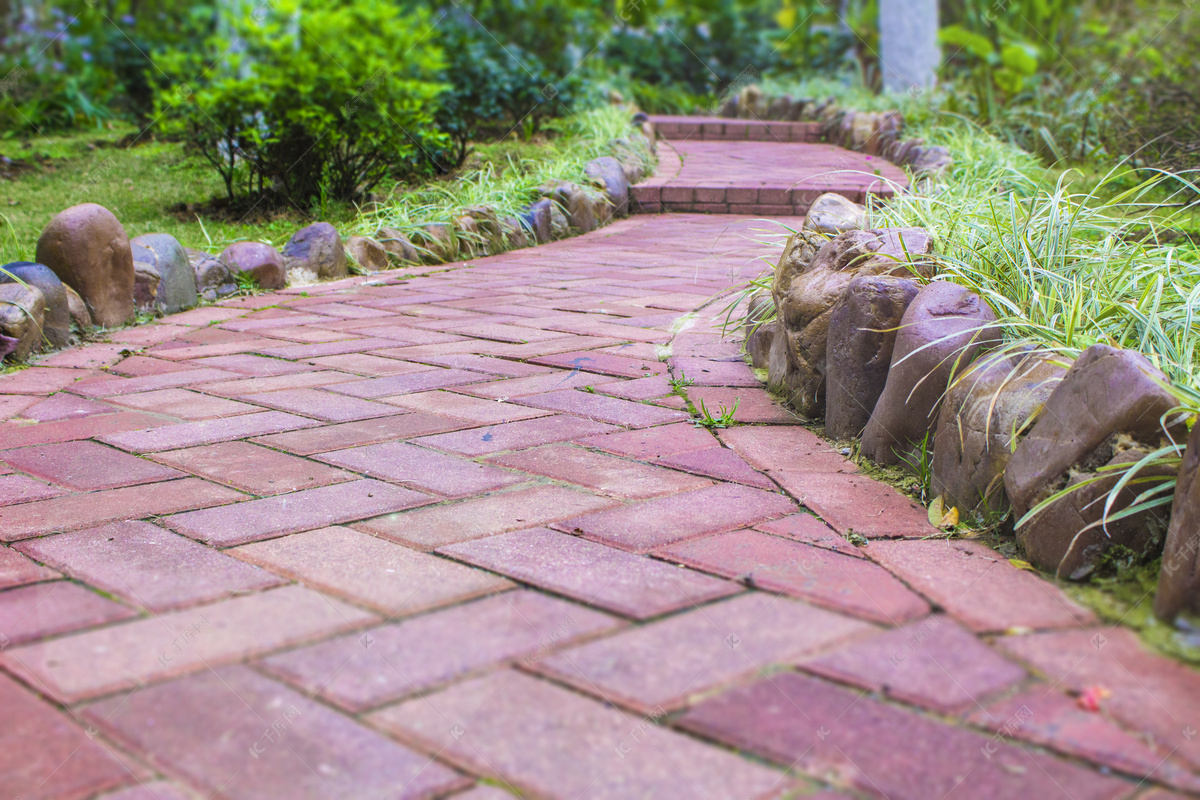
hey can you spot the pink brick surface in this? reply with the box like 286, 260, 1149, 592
148, 440, 356, 494
489, 443, 710, 498
535, 592, 872, 713
316, 441, 526, 496
0, 672, 134, 798
0, 478, 245, 541
164, 478, 431, 546
678, 672, 1132, 800
82, 666, 467, 799
2, 585, 376, 703
658, 529, 930, 625
556, 483, 797, 553
260, 590, 619, 711
355, 484, 620, 550
440, 527, 738, 619
865, 538, 1095, 632
0, 580, 136, 645
230, 525, 510, 616
369, 670, 789, 799
413, 414, 618, 456
16, 520, 282, 612
1, 440, 184, 490
0, 543, 60, 588
801, 616, 1026, 713
97, 411, 322, 453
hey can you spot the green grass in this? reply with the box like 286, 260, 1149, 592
0, 126, 333, 263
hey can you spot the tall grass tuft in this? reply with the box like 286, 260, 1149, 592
357, 105, 654, 243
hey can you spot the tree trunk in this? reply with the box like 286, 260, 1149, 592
879, 0, 939, 93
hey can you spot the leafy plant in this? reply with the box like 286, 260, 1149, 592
153, 0, 446, 207
693, 398, 739, 429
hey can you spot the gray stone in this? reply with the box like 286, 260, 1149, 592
374, 228, 421, 265
770, 227, 934, 417
1156, 423, 1200, 622
345, 236, 388, 271
281, 222, 346, 282
542, 181, 597, 233
1004, 345, 1187, 579
930, 351, 1068, 516
131, 234, 198, 315
860, 281, 1000, 466
185, 247, 232, 297
0, 262, 69, 347
219, 242, 286, 291
743, 290, 777, 370
522, 199, 554, 245
585, 156, 630, 219
803, 193, 867, 235
911, 145, 954, 176
0, 282, 46, 361
825, 274, 920, 440
34, 203, 134, 327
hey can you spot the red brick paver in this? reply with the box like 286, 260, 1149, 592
0, 187, 1190, 795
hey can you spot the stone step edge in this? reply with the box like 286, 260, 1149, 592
648, 116, 823, 143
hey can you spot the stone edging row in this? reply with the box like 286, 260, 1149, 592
743, 175, 1198, 626
0, 121, 657, 366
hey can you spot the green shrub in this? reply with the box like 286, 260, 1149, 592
432, 11, 577, 170
153, 0, 446, 207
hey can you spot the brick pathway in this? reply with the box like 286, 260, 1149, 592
2, 165, 1199, 797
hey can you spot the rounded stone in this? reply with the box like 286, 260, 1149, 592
219, 242, 286, 291
860, 281, 1001, 466
281, 223, 347, 283
0, 262, 70, 348
131, 233, 198, 315
374, 228, 421, 266
803, 193, 867, 235
345, 236, 388, 271
34, 203, 134, 327
0, 282, 46, 361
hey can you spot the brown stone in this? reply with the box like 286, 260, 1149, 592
219, 242, 286, 290
1156, 422, 1200, 621
0, 282, 46, 361
374, 226, 421, 265
860, 281, 1000, 465
771, 227, 933, 417
930, 351, 1069, 516
802, 192, 866, 235
345, 235, 388, 271
412, 222, 457, 263
64, 284, 92, 329
280, 222, 346, 281
35, 203, 135, 327
499, 215, 529, 249
824, 273, 920, 439
1004, 344, 1186, 579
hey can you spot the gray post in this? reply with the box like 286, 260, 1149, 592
879, 0, 939, 93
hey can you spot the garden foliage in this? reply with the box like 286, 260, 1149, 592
151, 0, 445, 207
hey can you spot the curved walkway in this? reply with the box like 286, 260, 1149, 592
0, 159, 1197, 798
